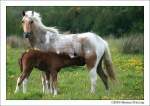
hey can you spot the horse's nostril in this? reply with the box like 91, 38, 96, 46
23, 32, 32, 38
23, 32, 27, 38
27, 32, 31, 36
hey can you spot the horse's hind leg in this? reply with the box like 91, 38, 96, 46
85, 52, 97, 93
97, 57, 109, 90
89, 67, 97, 93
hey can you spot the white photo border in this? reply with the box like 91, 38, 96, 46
0, 0, 149, 106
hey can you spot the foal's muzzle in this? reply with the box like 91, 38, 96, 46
23, 32, 32, 38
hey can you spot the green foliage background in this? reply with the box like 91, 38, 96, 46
6, 6, 143, 37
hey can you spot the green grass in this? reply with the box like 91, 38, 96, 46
6, 39, 144, 100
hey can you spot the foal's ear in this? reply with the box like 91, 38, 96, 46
22, 11, 25, 16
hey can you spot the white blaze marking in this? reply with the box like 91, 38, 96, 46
15, 77, 21, 93
53, 88, 58, 96
87, 50, 91, 54
69, 54, 74, 58
56, 50, 60, 54
23, 78, 28, 94
49, 76, 53, 94
45, 80, 49, 94
41, 76, 46, 93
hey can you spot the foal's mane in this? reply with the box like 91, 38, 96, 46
25, 11, 59, 35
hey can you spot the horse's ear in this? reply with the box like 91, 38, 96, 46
22, 11, 25, 16
32, 11, 34, 16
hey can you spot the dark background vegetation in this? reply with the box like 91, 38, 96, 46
6, 6, 144, 37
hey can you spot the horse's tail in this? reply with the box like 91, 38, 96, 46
103, 42, 116, 80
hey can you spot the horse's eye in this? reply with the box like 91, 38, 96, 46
22, 20, 24, 23
30, 20, 33, 24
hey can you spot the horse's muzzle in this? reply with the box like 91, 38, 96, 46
23, 32, 32, 38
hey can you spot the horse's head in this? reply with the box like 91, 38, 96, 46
22, 11, 34, 38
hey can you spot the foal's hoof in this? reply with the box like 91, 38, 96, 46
53, 92, 58, 96
90, 89, 95, 94
105, 90, 110, 96
50, 89, 53, 94
14, 89, 19, 94
14, 91, 17, 94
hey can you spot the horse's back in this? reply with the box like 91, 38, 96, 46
78, 32, 107, 55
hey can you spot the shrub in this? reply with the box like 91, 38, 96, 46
121, 34, 144, 54
7, 36, 30, 48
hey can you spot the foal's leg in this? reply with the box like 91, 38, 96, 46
15, 72, 28, 93
49, 74, 53, 94
45, 72, 50, 94
41, 72, 46, 93
23, 78, 28, 94
22, 69, 32, 94
15, 77, 21, 93
51, 71, 58, 96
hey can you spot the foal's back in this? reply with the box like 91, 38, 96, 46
20, 49, 85, 72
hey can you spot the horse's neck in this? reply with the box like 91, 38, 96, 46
31, 25, 58, 51
32, 24, 46, 38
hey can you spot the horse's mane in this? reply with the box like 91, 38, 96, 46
25, 11, 59, 35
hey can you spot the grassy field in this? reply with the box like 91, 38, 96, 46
6, 38, 144, 100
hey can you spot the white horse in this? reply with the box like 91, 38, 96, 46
15, 11, 115, 96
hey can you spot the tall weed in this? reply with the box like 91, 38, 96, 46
7, 36, 30, 48
121, 34, 144, 54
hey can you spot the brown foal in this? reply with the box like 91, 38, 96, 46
15, 48, 85, 95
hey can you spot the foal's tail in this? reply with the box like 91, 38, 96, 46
103, 43, 116, 80
18, 51, 26, 72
